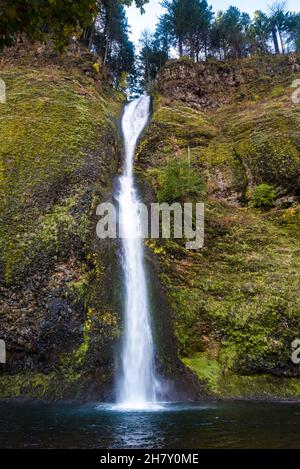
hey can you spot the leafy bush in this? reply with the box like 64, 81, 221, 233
270, 86, 285, 98
158, 159, 204, 204
252, 184, 276, 209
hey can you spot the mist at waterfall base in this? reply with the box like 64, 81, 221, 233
115, 96, 159, 410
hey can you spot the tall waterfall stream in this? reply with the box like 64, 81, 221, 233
117, 96, 158, 409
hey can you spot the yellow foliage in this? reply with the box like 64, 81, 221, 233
93, 63, 100, 74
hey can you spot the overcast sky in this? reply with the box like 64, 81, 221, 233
127, 0, 300, 44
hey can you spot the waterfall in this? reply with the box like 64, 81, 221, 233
117, 96, 157, 409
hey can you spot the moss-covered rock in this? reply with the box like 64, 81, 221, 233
183, 352, 300, 400
0, 56, 123, 400
157, 54, 300, 110
136, 56, 300, 399
2, 50, 300, 401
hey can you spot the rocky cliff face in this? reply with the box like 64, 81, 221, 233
2, 50, 300, 401
157, 54, 300, 110
0, 50, 124, 400
136, 54, 300, 399
0, 48, 202, 402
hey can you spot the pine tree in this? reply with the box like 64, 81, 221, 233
286, 12, 300, 51
269, 1, 289, 54
249, 11, 271, 55
210, 7, 251, 59
0, 0, 149, 51
137, 30, 168, 91
92, 1, 135, 84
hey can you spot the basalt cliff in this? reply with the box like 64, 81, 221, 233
1, 48, 300, 400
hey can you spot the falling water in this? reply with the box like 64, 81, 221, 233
117, 96, 157, 409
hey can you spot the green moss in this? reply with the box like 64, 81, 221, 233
224, 104, 300, 191
60, 308, 93, 368
184, 352, 300, 399
218, 373, 300, 399
137, 98, 217, 176
0, 60, 123, 400
2, 194, 80, 283
137, 85, 300, 398
270, 85, 285, 97
183, 353, 221, 394
0, 65, 121, 285
252, 184, 276, 209
0, 372, 55, 399
162, 203, 300, 380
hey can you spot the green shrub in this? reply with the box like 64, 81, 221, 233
270, 86, 285, 97
252, 184, 276, 209
158, 159, 204, 204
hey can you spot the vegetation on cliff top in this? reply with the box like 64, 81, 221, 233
0, 1, 149, 88
138, 1, 300, 90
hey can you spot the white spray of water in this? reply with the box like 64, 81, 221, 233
117, 96, 157, 410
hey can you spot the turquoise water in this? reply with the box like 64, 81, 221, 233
1, 400, 300, 449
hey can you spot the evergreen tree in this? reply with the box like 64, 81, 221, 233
269, 1, 289, 53
160, 0, 213, 59
92, 1, 135, 84
249, 10, 271, 55
153, 15, 172, 58
0, 0, 98, 51
285, 12, 300, 51
210, 7, 251, 59
0, 0, 149, 51
137, 29, 168, 91
187, 0, 213, 61
160, 0, 191, 56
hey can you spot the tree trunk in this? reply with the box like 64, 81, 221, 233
188, 35, 196, 61
278, 29, 285, 54
81, 28, 88, 46
271, 25, 280, 54
88, 19, 96, 51
178, 37, 183, 57
104, 38, 110, 64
